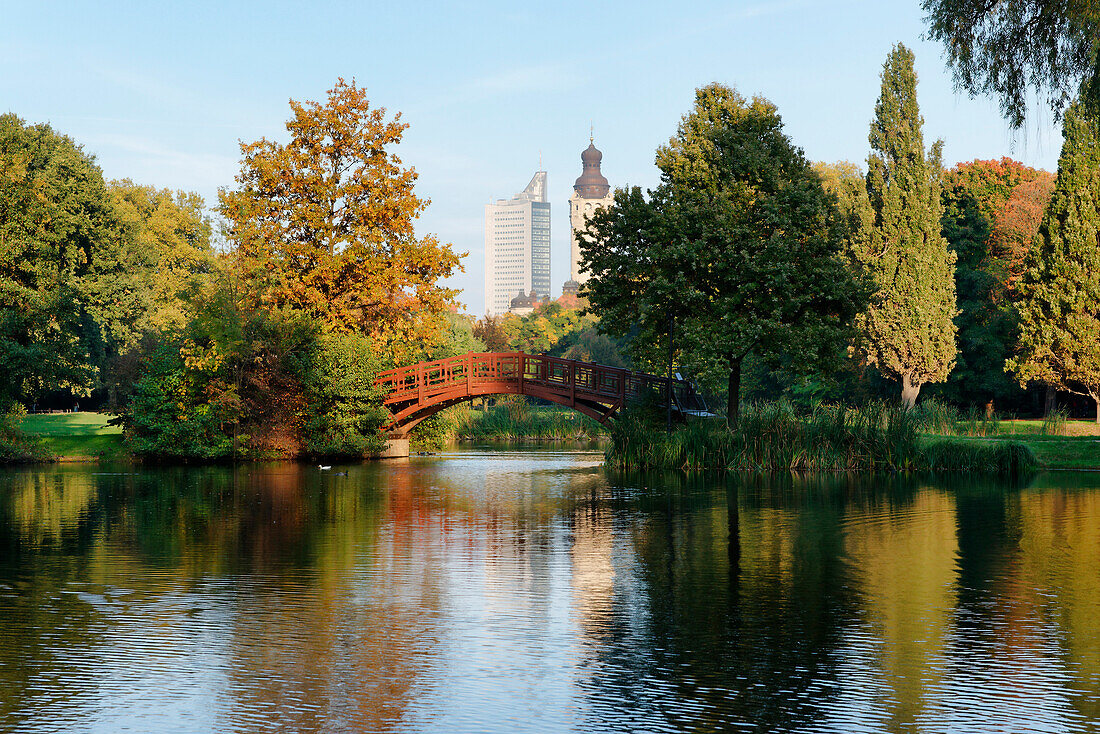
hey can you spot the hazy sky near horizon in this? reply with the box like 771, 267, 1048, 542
3, 1, 1064, 315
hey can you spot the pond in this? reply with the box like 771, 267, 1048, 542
1, 449, 1099, 732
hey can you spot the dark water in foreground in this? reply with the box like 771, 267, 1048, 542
1, 450, 1100, 733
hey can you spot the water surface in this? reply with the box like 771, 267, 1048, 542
1, 450, 1099, 732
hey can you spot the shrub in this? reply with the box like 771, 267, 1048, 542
298, 331, 388, 458
0, 405, 52, 463
121, 318, 390, 461
122, 343, 235, 460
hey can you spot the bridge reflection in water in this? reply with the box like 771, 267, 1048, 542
374, 351, 708, 436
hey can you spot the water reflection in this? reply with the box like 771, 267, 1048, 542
1, 456, 1100, 732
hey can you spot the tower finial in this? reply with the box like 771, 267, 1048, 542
590, 123, 594, 143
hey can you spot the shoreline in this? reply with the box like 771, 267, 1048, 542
10, 413, 1099, 472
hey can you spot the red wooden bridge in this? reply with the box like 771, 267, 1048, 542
375, 352, 707, 436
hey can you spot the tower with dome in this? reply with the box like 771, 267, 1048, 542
564, 133, 612, 295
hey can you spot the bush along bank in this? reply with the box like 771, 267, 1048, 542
607, 402, 1037, 475
0, 406, 53, 464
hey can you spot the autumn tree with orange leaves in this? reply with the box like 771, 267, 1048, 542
990, 173, 1055, 293
938, 157, 1054, 411
116, 81, 467, 461
220, 79, 462, 357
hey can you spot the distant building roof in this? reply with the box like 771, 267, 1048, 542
556, 279, 587, 310
509, 289, 545, 314
574, 141, 610, 199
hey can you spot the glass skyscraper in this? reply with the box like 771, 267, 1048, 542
483, 170, 551, 316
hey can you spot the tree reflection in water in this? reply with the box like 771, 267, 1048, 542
0, 456, 1099, 732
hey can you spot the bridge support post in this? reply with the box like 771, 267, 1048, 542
378, 433, 410, 459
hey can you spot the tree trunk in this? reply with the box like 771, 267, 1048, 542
727, 357, 742, 426
1044, 385, 1057, 416
1095, 395, 1099, 424
901, 374, 921, 410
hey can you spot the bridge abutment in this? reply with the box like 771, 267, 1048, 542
377, 435, 410, 459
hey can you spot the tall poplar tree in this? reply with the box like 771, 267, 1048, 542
856, 44, 958, 408
1008, 100, 1100, 422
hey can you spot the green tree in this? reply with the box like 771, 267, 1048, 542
923, 0, 1100, 128
937, 159, 1054, 411
0, 113, 115, 406
814, 161, 872, 253
429, 311, 486, 359
856, 44, 958, 409
556, 325, 629, 368
92, 181, 215, 409
581, 84, 865, 421
107, 180, 213, 338
1008, 100, 1100, 421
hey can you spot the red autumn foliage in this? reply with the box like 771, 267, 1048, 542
989, 173, 1056, 292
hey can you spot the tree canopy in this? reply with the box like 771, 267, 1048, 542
220, 78, 462, 357
1008, 100, 1100, 421
581, 84, 865, 420
923, 0, 1100, 128
0, 113, 114, 405
119, 80, 469, 458
856, 44, 958, 408
107, 180, 213, 337
937, 159, 1053, 409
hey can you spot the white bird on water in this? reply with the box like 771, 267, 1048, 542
318, 465, 332, 471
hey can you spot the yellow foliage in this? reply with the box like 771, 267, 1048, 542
219, 79, 462, 360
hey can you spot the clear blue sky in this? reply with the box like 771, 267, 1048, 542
2, 1, 1063, 315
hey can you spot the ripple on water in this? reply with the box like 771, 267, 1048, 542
2, 459, 1100, 732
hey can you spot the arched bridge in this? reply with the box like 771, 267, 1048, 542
375, 352, 708, 436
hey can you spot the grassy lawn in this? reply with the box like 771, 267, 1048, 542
20, 413, 126, 460
1013, 435, 1100, 471
995, 419, 1100, 437
928, 434, 1100, 471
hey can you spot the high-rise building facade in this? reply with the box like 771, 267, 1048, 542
484, 170, 551, 317
566, 136, 613, 291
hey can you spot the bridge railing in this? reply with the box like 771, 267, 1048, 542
376, 352, 525, 404
375, 352, 705, 417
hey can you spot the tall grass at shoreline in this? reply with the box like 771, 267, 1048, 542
455, 399, 606, 441
608, 401, 1037, 474
908, 400, 1074, 437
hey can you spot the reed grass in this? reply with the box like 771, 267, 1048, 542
909, 400, 1001, 436
1040, 409, 1069, 436
456, 398, 607, 441
607, 400, 1036, 475
917, 436, 1038, 474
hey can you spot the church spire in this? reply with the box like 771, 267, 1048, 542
573, 135, 609, 199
